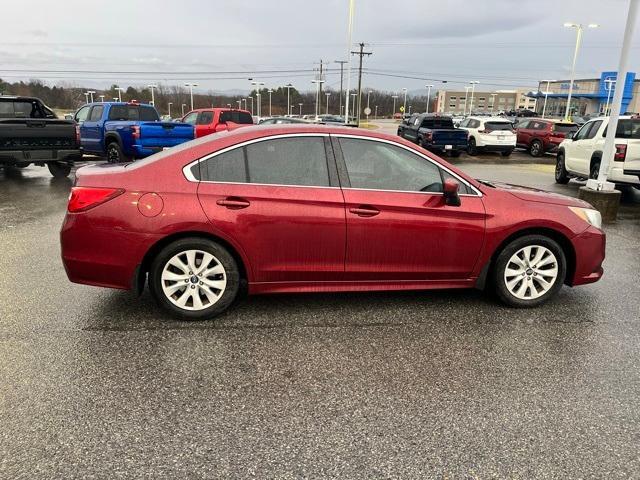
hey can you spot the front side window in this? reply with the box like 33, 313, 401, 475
573, 122, 593, 140
339, 138, 445, 193
585, 120, 603, 139
197, 111, 213, 125
89, 105, 104, 122
182, 112, 197, 125
74, 105, 91, 123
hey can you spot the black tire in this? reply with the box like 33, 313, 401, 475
450, 150, 462, 158
149, 238, 241, 320
500, 149, 513, 157
529, 139, 543, 157
106, 141, 130, 163
589, 160, 601, 180
47, 162, 71, 178
555, 152, 570, 184
493, 234, 566, 308
467, 137, 478, 156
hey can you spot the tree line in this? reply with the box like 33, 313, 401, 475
0, 78, 433, 118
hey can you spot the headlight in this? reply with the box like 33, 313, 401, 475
569, 206, 602, 229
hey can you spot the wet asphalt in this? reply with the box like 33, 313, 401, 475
1, 138, 640, 478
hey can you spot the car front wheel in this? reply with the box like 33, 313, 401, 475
149, 238, 240, 320
555, 152, 570, 184
467, 137, 478, 155
494, 235, 566, 308
47, 162, 71, 178
529, 139, 543, 157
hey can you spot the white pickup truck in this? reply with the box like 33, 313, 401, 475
555, 115, 640, 187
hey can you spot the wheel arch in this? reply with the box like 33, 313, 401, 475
477, 227, 576, 289
104, 132, 123, 148
134, 230, 250, 295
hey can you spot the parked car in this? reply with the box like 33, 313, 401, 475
0, 95, 82, 177
458, 116, 517, 156
61, 124, 605, 320
516, 119, 578, 157
556, 115, 640, 187
74, 102, 194, 163
181, 108, 253, 138
317, 114, 345, 124
259, 116, 309, 125
397, 113, 468, 157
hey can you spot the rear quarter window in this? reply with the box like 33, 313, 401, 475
602, 119, 640, 139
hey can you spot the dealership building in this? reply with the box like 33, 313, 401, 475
530, 71, 640, 117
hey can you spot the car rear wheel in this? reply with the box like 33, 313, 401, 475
500, 149, 513, 157
149, 238, 240, 320
450, 150, 462, 158
47, 162, 71, 178
555, 152, 570, 184
494, 235, 566, 308
106, 141, 130, 163
467, 137, 478, 156
590, 161, 601, 180
529, 139, 543, 157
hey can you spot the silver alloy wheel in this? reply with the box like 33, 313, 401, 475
503, 245, 558, 300
161, 249, 227, 311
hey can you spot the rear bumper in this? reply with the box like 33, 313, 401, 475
570, 226, 606, 286
132, 139, 192, 158
60, 212, 160, 290
477, 144, 515, 152
0, 148, 82, 164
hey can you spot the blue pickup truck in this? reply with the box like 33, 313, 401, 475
74, 102, 194, 162
397, 113, 468, 157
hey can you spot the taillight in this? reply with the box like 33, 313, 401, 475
131, 125, 140, 140
614, 144, 627, 161
68, 187, 124, 213
75, 124, 81, 145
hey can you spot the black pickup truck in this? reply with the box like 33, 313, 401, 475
0, 96, 82, 178
397, 113, 468, 157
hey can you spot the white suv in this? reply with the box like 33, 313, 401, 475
458, 116, 517, 157
555, 115, 640, 187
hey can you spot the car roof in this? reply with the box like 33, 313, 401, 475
185, 108, 251, 114
468, 116, 513, 122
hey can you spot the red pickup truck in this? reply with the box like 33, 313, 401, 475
181, 108, 253, 138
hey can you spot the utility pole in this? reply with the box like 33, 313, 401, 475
335, 60, 347, 119
284, 84, 294, 116
318, 59, 323, 101
350, 42, 372, 126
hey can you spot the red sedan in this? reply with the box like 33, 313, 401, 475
60, 125, 605, 320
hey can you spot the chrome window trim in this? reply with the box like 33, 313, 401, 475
182, 133, 330, 184
333, 133, 483, 197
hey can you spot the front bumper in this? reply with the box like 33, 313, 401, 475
570, 225, 606, 286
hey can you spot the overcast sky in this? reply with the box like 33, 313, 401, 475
1, 0, 639, 94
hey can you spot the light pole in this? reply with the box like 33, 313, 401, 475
181, 104, 186, 116
87, 90, 96, 103
563, 22, 599, 120
604, 77, 616, 115
392, 94, 398, 117
268, 89, 273, 116
298, 103, 303, 116
350, 92, 357, 120
402, 87, 407, 114
408, 105, 412, 115
184, 83, 198, 110
425, 84, 434, 113
311, 79, 325, 119
83, 92, 89, 104
366, 90, 371, 122
249, 96, 254, 116
325, 92, 331, 114
468, 81, 479, 114
284, 84, 294, 116
251, 81, 264, 116
98, 95, 105, 102
168, 102, 173, 117
237, 99, 241, 109
540, 80, 554, 118
463, 86, 471, 115
374, 105, 378, 119
242, 98, 247, 110
343, 0, 355, 125
147, 84, 157, 106
490, 93, 497, 113
114, 87, 124, 102
112, 97, 118, 102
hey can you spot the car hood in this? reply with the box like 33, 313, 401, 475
484, 181, 592, 208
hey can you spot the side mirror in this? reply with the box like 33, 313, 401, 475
571, 132, 577, 140
443, 179, 461, 207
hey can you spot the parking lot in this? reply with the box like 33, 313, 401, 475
1, 130, 639, 478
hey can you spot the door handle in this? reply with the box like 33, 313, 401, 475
216, 197, 250, 209
349, 205, 380, 217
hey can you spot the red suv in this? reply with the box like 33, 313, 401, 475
181, 108, 253, 138
516, 119, 578, 157
61, 125, 605, 320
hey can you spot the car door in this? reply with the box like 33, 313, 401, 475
334, 135, 486, 281
83, 105, 105, 153
566, 120, 602, 174
195, 111, 214, 137
182, 111, 199, 136
516, 120, 531, 147
74, 105, 92, 150
194, 134, 346, 283
563, 121, 595, 173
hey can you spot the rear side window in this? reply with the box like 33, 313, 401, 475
89, 105, 104, 121
195, 137, 330, 187
108, 105, 159, 121
485, 122, 514, 131
220, 111, 254, 124
0, 100, 52, 119
246, 137, 329, 186
197, 111, 213, 125
602, 119, 640, 139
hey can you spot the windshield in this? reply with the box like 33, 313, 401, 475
0, 99, 56, 119
108, 105, 159, 121
614, 119, 640, 139
485, 122, 513, 131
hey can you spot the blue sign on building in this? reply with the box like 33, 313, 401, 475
598, 71, 636, 112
